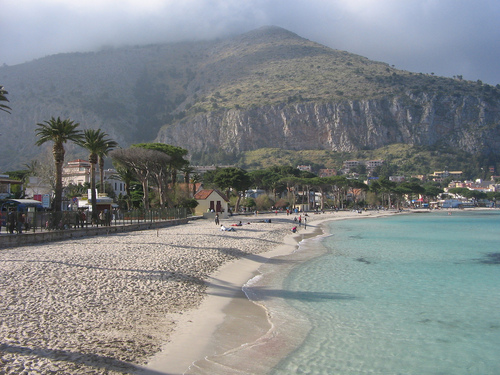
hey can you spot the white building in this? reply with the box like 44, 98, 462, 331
62, 159, 125, 198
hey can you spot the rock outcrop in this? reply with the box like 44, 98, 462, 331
157, 92, 500, 155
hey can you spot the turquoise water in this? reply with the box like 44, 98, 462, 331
270, 211, 500, 374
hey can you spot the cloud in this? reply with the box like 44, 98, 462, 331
1, 0, 499, 85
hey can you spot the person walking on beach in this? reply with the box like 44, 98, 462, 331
215, 213, 220, 226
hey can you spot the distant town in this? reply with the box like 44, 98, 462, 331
2, 157, 498, 215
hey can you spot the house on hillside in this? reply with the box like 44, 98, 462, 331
194, 189, 229, 218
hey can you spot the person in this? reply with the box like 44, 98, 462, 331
215, 213, 220, 226
8, 209, 16, 234
304, 216, 307, 229
220, 225, 235, 231
24, 214, 30, 231
80, 211, 86, 228
292, 226, 297, 233
298, 215, 302, 227
17, 212, 25, 234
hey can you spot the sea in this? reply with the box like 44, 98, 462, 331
192, 210, 500, 374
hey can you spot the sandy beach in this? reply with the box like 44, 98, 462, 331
0, 210, 393, 374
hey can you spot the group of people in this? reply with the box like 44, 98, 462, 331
213, 210, 309, 234
293, 214, 307, 229
5, 210, 28, 234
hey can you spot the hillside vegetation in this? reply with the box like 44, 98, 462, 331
1, 26, 500, 172
235, 144, 491, 180
177, 27, 498, 115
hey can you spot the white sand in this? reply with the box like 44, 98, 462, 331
0, 210, 394, 374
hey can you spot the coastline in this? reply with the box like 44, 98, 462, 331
141, 209, 397, 375
141, 215, 319, 375
0, 209, 400, 374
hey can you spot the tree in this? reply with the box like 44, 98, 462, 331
0, 86, 11, 114
212, 167, 252, 212
133, 143, 189, 207
250, 169, 286, 202
399, 181, 425, 207
110, 147, 170, 210
98, 139, 118, 194
423, 185, 443, 202
77, 129, 116, 222
369, 178, 396, 208
64, 182, 90, 199
328, 176, 349, 209
190, 173, 202, 197
448, 187, 470, 198
35, 117, 83, 212
133, 143, 189, 183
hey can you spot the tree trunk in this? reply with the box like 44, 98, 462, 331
142, 179, 150, 210
99, 157, 105, 194
53, 145, 64, 212
90, 155, 98, 223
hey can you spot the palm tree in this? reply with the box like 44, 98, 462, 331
98, 139, 118, 194
77, 129, 115, 223
0, 86, 11, 114
35, 117, 83, 212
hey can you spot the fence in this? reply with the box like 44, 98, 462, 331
1, 207, 189, 234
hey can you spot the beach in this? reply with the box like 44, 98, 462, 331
0, 210, 392, 374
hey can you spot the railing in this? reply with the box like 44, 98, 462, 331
1, 208, 189, 234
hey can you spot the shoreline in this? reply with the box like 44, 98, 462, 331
0, 208, 431, 374
141, 216, 317, 375
140, 210, 397, 374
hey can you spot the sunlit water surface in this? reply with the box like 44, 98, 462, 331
268, 210, 500, 374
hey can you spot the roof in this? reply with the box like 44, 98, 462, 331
194, 189, 229, 202
0, 177, 22, 184
3, 199, 43, 206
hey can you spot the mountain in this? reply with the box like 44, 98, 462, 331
1, 26, 500, 172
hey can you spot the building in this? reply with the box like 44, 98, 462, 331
24, 176, 52, 199
0, 175, 23, 199
389, 176, 405, 183
297, 165, 312, 172
343, 160, 361, 171
62, 159, 91, 186
430, 171, 463, 181
342, 160, 384, 172
62, 160, 125, 198
102, 169, 126, 198
193, 189, 230, 217
245, 189, 266, 199
365, 160, 384, 170
318, 168, 337, 177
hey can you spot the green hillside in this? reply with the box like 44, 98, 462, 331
235, 144, 493, 180
181, 27, 496, 115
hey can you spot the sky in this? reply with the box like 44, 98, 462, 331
2, 0, 500, 85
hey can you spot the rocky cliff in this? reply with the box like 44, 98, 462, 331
156, 92, 500, 156
1, 26, 500, 171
